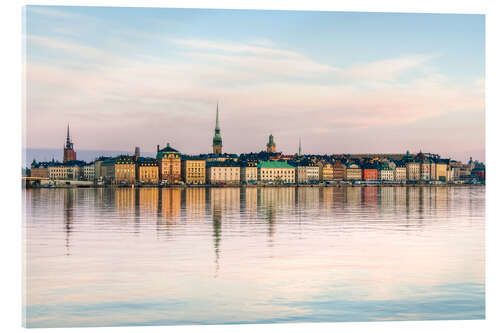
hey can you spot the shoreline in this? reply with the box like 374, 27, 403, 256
25, 182, 485, 189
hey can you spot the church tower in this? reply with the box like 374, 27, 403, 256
63, 124, 77, 163
266, 134, 276, 153
212, 103, 223, 154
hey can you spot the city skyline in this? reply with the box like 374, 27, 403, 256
24, 6, 485, 162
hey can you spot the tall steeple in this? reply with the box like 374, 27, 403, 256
66, 124, 71, 148
212, 102, 223, 154
298, 137, 302, 157
63, 124, 76, 162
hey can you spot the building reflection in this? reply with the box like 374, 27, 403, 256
380, 187, 395, 211
159, 188, 181, 223
184, 188, 206, 219
259, 187, 295, 240
63, 188, 75, 256
138, 188, 159, 215
346, 187, 362, 206
115, 188, 135, 215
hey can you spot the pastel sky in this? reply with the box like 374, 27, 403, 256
24, 6, 485, 162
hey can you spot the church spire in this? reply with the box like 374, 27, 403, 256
215, 102, 220, 130
212, 103, 222, 154
298, 137, 302, 157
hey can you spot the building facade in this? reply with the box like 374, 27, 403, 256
379, 167, 394, 181
406, 162, 421, 181
362, 168, 378, 181
206, 162, 240, 184
296, 165, 320, 183
320, 163, 334, 181
420, 162, 430, 180
114, 155, 136, 184
345, 164, 362, 180
137, 158, 159, 184
333, 160, 346, 180
394, 167, 407, 182
257, 161, 295, 183
83, 163, 95, 181
241, 166, 258, 184
181, 158, 206, 184
157, 143, 181, 183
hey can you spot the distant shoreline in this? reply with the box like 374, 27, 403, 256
25, 182, 485, 189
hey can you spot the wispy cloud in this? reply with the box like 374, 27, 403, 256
25, 34, 484, 160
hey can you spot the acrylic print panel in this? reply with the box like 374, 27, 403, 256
22, 5, 485, 328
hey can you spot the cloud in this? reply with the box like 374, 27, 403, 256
25, 35, 484, 159
340, 55, 434, 82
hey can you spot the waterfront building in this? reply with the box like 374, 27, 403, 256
137, 158, 159, 184
157, 143, 181, 183
240, 164, 258, 184
362, 166, 378, 181
394, 166, 407, 182
257, 161, 295, 184
447, 167, 454, 182
266, 134, 276, 153
100, 158, 116, 182
345, 163, 362, 180
420, 161, 431, 181
435, 162, 448, 181
320, 162, 334, 181
406, 162, 421, 181
181, 157, 206, 184
295, 164, 320, 184
48, 160, 85, 180
63, 124, 77, 163
94, 156, 111, 180
30, 160, 50, 178
115, 155, 136, 184
212, 103, 223, 154
379, 165, 394, 181
83, 163, 95, 181
333, 160, 346, 180
206, 161, 240, 184
452, 166, 461, 180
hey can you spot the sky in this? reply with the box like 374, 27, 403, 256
23, 6, 485, 163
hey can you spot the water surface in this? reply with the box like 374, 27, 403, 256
23, 186, 485, 327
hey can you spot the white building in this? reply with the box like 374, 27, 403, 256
295, 165, 320, 183
257, 161, 295, 183
394, 167, 407, 182
379, 168, 395, 181
206, 163, 240, 184
241, 166, 258, 183
83, 163, 95, 181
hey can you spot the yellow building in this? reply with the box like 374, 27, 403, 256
394, 166, 407, 182
320, 162, 334, 181
435, 163, 448, 181
114, 155, 136, 184
182, 158, 206, 184
345, 164, 362, 180
137, 158, 159, 184
406, 162, 421, 181
157, 143, 181, 184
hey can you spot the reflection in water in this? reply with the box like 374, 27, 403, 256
63, 189, 74, 256
24, 186, 485, 327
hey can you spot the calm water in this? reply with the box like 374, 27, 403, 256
23, 186, 485, 327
